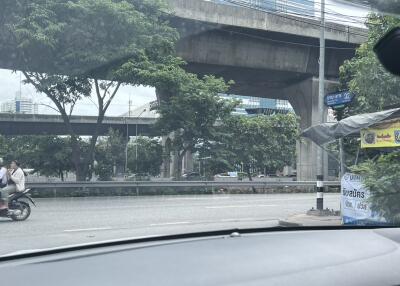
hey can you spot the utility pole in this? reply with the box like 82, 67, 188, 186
125, 117, 129, 177
316, 0, 325, 211
135, 109, 147, 175
125, 98, 132, 178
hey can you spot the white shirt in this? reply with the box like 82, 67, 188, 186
0, 167, 7, 186
10, 168, 25, 192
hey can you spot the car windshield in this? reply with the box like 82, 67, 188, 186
0, 0, 400, 257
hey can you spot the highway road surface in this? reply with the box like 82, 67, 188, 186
0, 193, 340, 257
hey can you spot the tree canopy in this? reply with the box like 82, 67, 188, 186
339, 13, 400, 224
339, 14, 400, 117
219, 114, 299, 180
127, 137, 163, 176
0, 0, 184, 180
351, 151, 400, 224
153, 75, 238, 178
94, 129, 126, 181
1, 0, 178, 77
0, 135, 74, 180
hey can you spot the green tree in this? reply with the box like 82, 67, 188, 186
197, 145, 236, 179
351, 152, 400, 224
338, 14, 400, 165
366, 1, 400, 14
0, 135, 73, 180
94, 129, 126, 181
1, 0, 179, 180
339, 13, 400, 224
127, 137, 163, 176
218, 114, 299, 182
153, 75, 237, 178
339, 14, 400, 117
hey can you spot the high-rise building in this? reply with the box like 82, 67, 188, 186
0, 92, 38, 114
220, 94, 293, 116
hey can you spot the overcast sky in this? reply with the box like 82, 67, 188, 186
0, 69, 156, 116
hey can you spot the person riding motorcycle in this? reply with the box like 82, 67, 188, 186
0, 159, 7, 188
0, 160, 25, 210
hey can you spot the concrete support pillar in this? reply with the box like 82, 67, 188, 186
170, 151, 179, 178
182, 151, 194, 174
118, 134, 128, 177
160, 136, 171, 178
286, 77, 338, 181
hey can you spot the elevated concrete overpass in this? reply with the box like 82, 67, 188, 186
165, 0, 368, 180
0, 113, 155, 136
168, 0, 366, 91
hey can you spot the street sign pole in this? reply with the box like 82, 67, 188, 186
324, 93, 354, 180
336, 109, 345, 179
339, 137, 345, 178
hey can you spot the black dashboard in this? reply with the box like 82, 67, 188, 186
1, 228, 400, 286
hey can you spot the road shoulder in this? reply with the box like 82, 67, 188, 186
280, 214, 342, 227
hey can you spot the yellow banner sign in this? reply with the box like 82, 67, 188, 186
361, 120, 400, 148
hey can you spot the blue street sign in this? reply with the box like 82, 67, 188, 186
324, 91, 354, 107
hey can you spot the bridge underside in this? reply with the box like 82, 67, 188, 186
0, 122, 151, 137
171, 19, 353, 180
0, 115, 154, 137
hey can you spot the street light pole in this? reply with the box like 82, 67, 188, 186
135, 109, 147, 175
316, 0, 325, 211
135, 122, 138, 173
124, 108, 146, 178
125, 117, 129, 177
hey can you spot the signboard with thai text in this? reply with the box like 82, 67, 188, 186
361, 120, 400, 148
341, 173, 386, 225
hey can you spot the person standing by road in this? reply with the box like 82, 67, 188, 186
0, 160, 25, 210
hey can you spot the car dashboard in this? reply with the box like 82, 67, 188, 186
1, 227, 400, 286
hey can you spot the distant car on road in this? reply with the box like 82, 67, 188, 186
215, 172, 238, 178
126, 173, 151, 181
182, 172, 202, 181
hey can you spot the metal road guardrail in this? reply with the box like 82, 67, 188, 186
26, 181, 341, 189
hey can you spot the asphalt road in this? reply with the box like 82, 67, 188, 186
0, 193, 340, 257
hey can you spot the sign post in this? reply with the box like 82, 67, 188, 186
324, 91, 355, 179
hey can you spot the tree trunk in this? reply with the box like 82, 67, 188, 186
79, 108, 105, 180
173, 150, 186, 180
246, 165, 256, 193
68, 135, 86, 181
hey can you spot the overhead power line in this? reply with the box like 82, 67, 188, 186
219, 0, 369, 38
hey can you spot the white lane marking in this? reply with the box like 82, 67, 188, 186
220, 217, 257, 222
205, 204, 278, 209
63, 227, 113, 233
149, 221, 190, 226
165, 197, 231, 201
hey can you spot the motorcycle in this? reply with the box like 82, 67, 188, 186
0, 189, 35, 221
